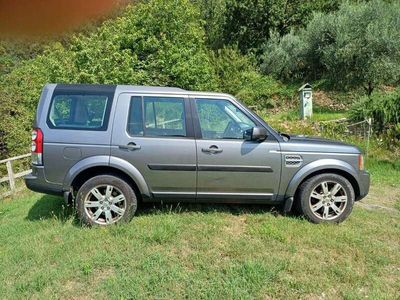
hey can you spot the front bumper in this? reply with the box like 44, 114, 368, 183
356, 170, 370, 201
24, 166, 63, 196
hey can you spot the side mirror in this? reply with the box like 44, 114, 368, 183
244, 126, 268, 142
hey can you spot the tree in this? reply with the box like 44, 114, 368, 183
191, 0, 227, 49
220, 0, 346, 54
316, 0, 400, 95
0, 0, 218, 157
261, 0, 400, 95
210, 46, 287, 108
260, 32, 306, 80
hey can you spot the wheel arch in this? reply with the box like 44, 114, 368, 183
63, 156, 150, 198
285, 159, 361, 201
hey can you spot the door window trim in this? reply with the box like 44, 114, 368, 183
125, 94, 195, 139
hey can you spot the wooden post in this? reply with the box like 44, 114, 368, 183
6, 160, 15, 193
0, 153, 31, 199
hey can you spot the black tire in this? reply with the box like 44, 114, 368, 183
297, 173, 355, 224
76, 174, 137, 226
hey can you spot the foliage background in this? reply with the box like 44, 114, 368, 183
0, 0, 399, 158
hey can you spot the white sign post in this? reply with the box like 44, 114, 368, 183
299, 83, 312, 120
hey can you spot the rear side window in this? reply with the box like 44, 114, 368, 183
47, 94, 112, 130
127, 96, 186, 137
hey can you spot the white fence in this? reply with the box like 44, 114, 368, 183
0, 153, 31, 199
320, 118, 372, 157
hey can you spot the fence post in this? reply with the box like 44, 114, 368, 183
366, 118, 372, 159
6, 160, 15, 193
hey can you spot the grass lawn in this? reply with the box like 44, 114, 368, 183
0, 183, 399, 299
1, 108, 399, 299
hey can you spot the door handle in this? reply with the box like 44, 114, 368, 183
201, 145, 223, 154
119, 142, 141, 151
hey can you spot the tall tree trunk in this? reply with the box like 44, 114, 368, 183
364, 81, 374, 97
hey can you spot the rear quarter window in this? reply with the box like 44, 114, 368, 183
47, 93, 113, 131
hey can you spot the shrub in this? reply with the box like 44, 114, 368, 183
191, 0, 226, 49
260, 32, 306, 80
211, 47, 290, 108
0, 0, 218, 157
350, 88, 400, 140
70, 0, 217, 89
220, 0, 348, 54
261, 0, 400, 95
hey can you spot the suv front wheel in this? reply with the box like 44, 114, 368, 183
76, 174, 138, 226
297, 173, 355, 223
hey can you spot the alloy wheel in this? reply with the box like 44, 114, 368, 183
83, 184, 127, 225
308, 181, 348, 220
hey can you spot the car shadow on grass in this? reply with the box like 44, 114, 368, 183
26, 194, 76, 223
136, 201, 284, 217
26, 194, 297, 224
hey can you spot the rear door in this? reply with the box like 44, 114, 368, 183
192, 96, 281, 202
111, 93, 197, 200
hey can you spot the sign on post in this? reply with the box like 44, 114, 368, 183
299, 83, 312, 119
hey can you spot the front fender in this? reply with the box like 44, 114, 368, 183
284, 159, 360, 198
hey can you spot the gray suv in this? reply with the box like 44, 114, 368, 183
25, 84, 370, 225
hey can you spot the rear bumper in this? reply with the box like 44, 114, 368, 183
356, 170, 370, 201
24, 166, 63, 196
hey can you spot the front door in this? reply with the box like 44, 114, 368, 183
111, 93, 197, 200
192, 97, 281, 202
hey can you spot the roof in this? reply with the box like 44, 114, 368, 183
52, 83, 234, 99
115, 85, 233, 98
117, 85, 186, 93
298, 83, 312, 91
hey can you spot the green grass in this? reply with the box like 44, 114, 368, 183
1, 106, 400, 299
258, 105, 346, 123
366, 157, 400, 186
0, 188, 399, 299
313, 112, 345, 121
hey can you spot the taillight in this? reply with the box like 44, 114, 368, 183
32, 128, 43, 165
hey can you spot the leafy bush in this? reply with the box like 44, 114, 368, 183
0, 0, 218, 157
260, 32, 305, 80
191, 0, 226, 49
0, 0, 289, 158
71, 0, 217, 89
211, 47, 291, 108
261, 0, 400, 95
350, 88, 400, 140
220, 0, 348, 54
0, 40, 46, 77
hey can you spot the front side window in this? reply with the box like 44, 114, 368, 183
127, 96, 186, 137
48, 94, 110, 130
195, 99, 256, 139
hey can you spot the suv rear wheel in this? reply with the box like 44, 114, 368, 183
76, 175, 137, 226
297, 173, 355, 223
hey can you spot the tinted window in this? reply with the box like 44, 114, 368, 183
196, 99, 255, 139
127, 96, 186, 137
48, 94, 110, 130
127, 96, 144, 135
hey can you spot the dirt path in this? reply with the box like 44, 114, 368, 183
356, 184, 400, 213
